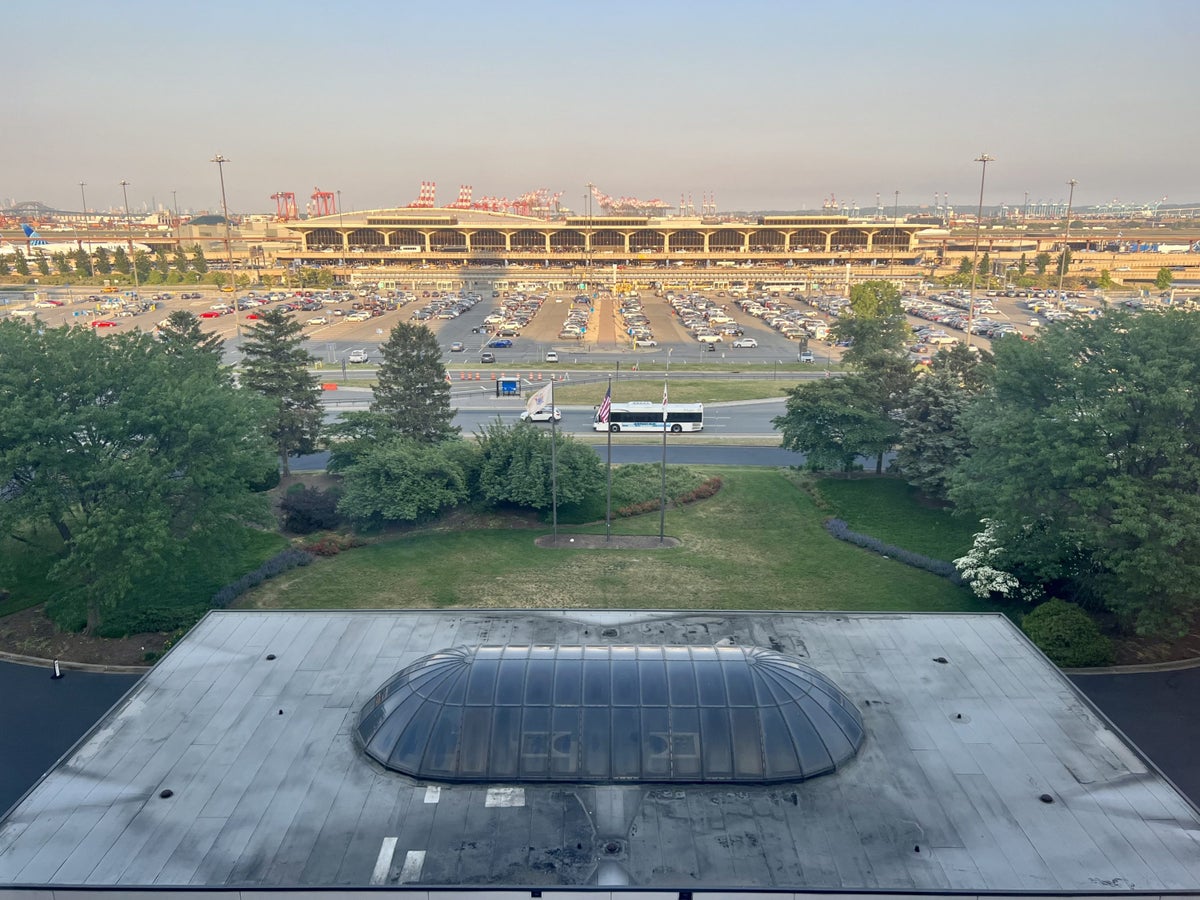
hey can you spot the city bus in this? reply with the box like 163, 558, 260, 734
594, 401, 704, 434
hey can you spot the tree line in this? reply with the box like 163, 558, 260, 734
0, 310, 599, 633
773, 281, 1200, 637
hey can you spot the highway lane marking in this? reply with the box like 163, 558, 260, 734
370, 836, 398, 884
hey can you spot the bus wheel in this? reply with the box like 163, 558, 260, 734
609, 423, 620, 433
670, 424, 683, 433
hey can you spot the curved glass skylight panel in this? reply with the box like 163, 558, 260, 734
356, 645, 864, 784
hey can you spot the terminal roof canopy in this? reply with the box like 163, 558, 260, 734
356, 644, 865, 783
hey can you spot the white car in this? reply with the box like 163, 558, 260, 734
346, 311, 371, 322
519, 406, 562, 423
305, 316, 328, 326
347, 349, 370, 364
633, 338, 658, 348
545, 351, 559, 362
732, 337, 758, 348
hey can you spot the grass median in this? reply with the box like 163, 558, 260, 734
240, 467, 990, 615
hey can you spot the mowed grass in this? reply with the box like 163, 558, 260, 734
240, 467, 992, 615
548, 379, 800, 405
814, 477, 980, 561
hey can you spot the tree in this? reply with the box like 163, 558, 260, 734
1018, 253, 1028, 275
949, 310, 1200, 636
156, 310, 225, 361
52, 252, 72, 277
337, 439, 470, 525
896, 344, 994, 500
772, 376, 897, 472
1155, 267, 1174, 291
13, 253, 30, 277
0, 320, 272, 633
977, 252, 990, 278
154, 249, 171, 278
190, 245, 208, 275
1034, 252, 1051, 275
133, 250, 152, 285
371, 322, 458, 443
830, 280, 909, 364
73, 248, 92, 278
238, 308, 323, 476
34, 252, 50, 276
93, 247, 112, 275
0, 256, 9, 276
171, 247, 190, 275
112, 247, 131, 276
475, 422, 602, 510
1055, 247, 1072, 279
1097, 269, 1114, 290
956, 256, 973, 276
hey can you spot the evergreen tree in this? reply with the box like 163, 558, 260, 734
172, 246, 190, 275
73, 247, 92, 278
112, 247, 131, 275
154, 248, 171, 278
190, 245, 209, 275
371, 322, 458, 443
0, 256, 10, 276
34, 252, 50, 276
238, 308, 322, 475
13, 253, 29, 277
94, 247, 112, 275
1155, 267, 1173, 291
134, 250, 152, 285
52, 252, 73, 276
1018, 253, 1027, 275
156, 310, 225, 362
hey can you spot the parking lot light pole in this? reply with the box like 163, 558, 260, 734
211, 154, 240, 336
1057, 179, 1078, 296
966, 153, 994, 349
78, 182, 96, 279
120, 180, 140, 297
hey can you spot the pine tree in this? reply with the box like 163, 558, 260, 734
238, 308, 322, 476
371, 322, 458, 443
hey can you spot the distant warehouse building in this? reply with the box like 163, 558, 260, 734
1, 609, 1198, 897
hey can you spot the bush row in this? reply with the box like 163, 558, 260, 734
211, 548, 314, 608
823, 518, 963, 583
616, 476, 724, 518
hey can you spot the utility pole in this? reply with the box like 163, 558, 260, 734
120, 180, 140, 297
211, 154, 240, 335
1058, 179, 1078, 295
966, 154, 994, 349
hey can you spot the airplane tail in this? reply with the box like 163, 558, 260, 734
21, 224, 48, 246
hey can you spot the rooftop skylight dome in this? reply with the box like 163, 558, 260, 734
357, 644, 865, 783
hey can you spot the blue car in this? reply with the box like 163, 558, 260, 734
487, 338, 513, 349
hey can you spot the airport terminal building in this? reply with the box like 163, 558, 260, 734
281, 209, 929, 268
1, 608, 1198, 897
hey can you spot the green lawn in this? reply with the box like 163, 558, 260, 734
814, 477, 980, 561
546, 379, 800, 405
241, 467, 992, 615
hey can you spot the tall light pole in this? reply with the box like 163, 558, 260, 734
78, 181, 96, 279
966, 153, 994, 348
211, 154, 240, 335
120, 180, 140, 297
1057, 179, 1078, 295
890, 189, 900, 270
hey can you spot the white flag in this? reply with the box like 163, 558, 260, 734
526, 382, 552, 418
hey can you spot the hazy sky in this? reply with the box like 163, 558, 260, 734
6, 0, 1197, 215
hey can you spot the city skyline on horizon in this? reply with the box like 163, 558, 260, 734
6, 0, 1196, 215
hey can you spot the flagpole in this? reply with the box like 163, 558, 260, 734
550, 378, 558, 542
659, 371, 668, 544
605, 374, 613, 542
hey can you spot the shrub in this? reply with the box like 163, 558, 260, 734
280, 485, 344, 534
302, 533, 364, 557
1021, 598, 1114, 668
210, 548, 315, 608
824, 518, 962, 582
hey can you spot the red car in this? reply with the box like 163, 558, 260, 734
245, 312, 261, 320
199, 310, 224, 319
89, 320, 118, 328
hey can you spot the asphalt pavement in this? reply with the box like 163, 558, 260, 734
0, 660, 141, 816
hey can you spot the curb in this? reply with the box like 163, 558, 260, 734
0, 649, 150, 675
1063, 655, 1200, 676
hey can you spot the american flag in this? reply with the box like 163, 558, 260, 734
598, 385, 612, 423
662, 380, 669, 422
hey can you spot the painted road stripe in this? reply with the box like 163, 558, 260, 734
398, 849, 426, 883
485, 786, 526, 807
424, 785, 441, 804
370, 836, 398, 885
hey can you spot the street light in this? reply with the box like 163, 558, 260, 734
211, 154, 240, 336
78, 181, 96, 279
1057, 179, 1078, 295
966, 153, 994, 349
890, 190, 900, 270
119, 180, 140, 297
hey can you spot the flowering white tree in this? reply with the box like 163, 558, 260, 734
954, 519, 1024, 600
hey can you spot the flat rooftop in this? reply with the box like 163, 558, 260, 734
1, 610, 1198, 894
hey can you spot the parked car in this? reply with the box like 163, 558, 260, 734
799, 350, 815, 363
519, 406, 562, 423
199, 310, 224, 319
449, 341, 465, 352
305, 316, 328, 326
89, 319, 117, 328
544, 351, 559, 362
480, 351, 496, 364
732, 338, 758, 348
487, 338, 513, 349
347, 348, 370, 364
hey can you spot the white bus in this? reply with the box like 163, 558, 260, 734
594, 401, 704, 434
